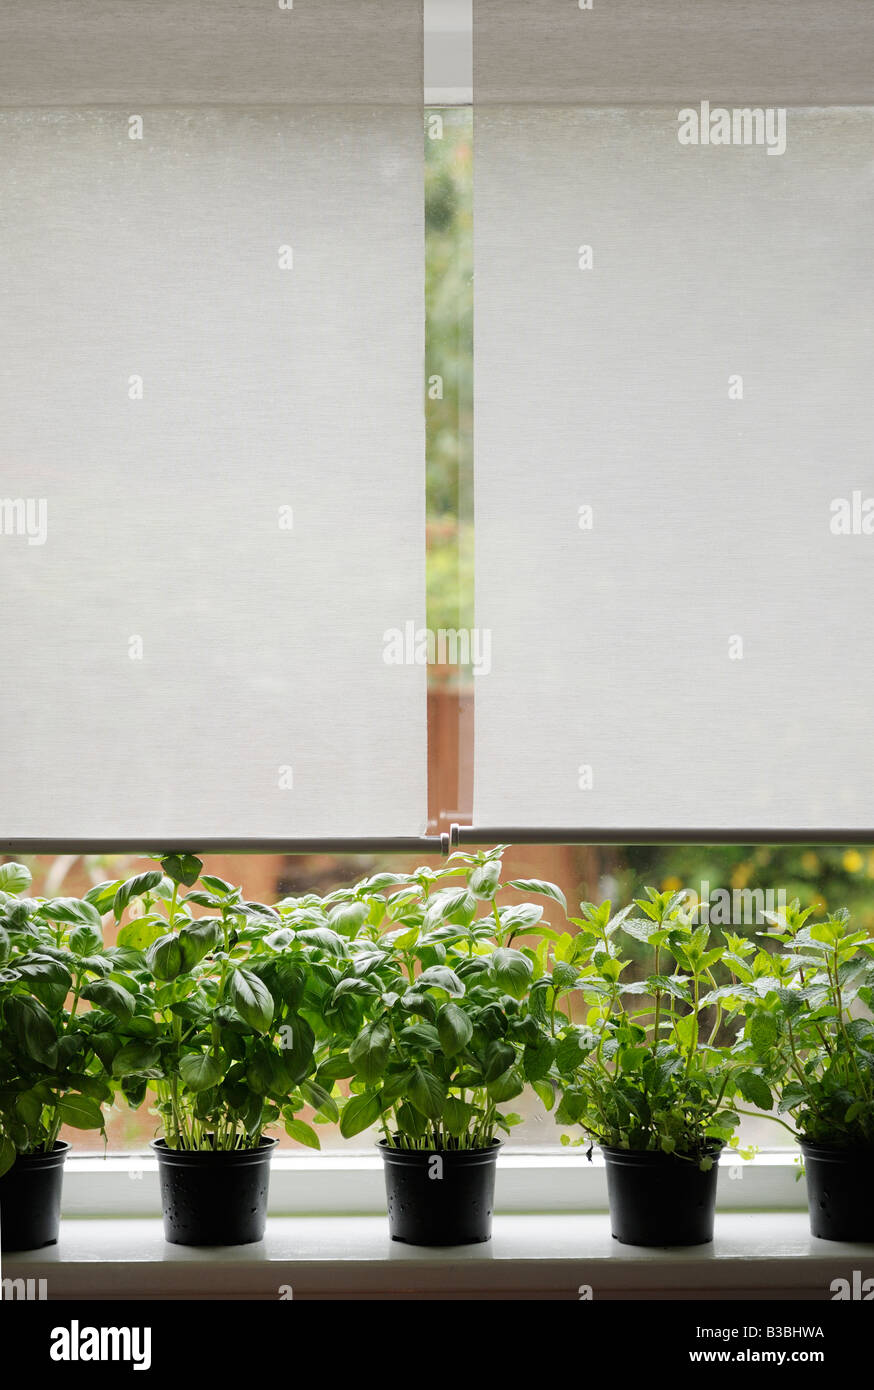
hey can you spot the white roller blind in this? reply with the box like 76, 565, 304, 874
473, 0, 874, 106
0, 2, 426, 842
473, 0, 874, 831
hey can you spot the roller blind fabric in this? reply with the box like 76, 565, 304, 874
0, 1, 426, 841
472, 0, 874, 831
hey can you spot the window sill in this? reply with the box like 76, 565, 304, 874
5, 1214, 873, 1299
59, 1149, 808, 1216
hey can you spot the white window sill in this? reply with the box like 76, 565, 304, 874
59, 1150, 808, 1217
5, 1214, 874, 1299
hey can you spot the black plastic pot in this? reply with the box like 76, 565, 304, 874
150, 1137, 277, 1246
379, 1139, 500, 1246
601, 1144, 722, 1247
0, 1140, 71, 1252
800, 1140, 874, 1242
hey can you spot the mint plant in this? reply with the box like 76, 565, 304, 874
547, 889, 744, 1167
741, 900, 874, 1146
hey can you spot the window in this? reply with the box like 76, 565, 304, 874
10, 90, 871, 1164
2, 0, 869, 1230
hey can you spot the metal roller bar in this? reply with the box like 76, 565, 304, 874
0, 835, 451, 857
451, 825, 874, 847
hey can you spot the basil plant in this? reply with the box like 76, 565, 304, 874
546, 889, 748, 1168
105, 855, 342, 1152
328, 849, 565, 1151
0, 862, 112, 1174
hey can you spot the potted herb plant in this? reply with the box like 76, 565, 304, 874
743, 900, 874, 1241
110, 855, 338, 1246
548, 889, 743, 1247
333, 849, 560, 1245
0, 862, 111, 1251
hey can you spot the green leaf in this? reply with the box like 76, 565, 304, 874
437, 1002, 473, 1058
674, 1012, 696, 1049
177, 919, 222, 970
482, 1039, 516, 1083
5, 995, 58, 1068
39, 897, 101, 928
523, 1038, 556, 1083
121, 1076, 148, 1109
200, 875, 235, 897
14, 955, 72, 998
69, 923, 103, 957
57, 1094, 104, 1130
179, 1052, 224, 1093
424, 888, 476, 930
497, 904, 544, 935
14, 1090, 41, 1132
409, 1065, 446, 1119
0, 861, 32, 896
489, 947, 533, 1000
470, 860, 502, 900
81, 979, 135, 1020
487, 1064, 525, 1104
117, 915, 168, 951
277, 1015, 316, 1086
332, 976, 379, 1004
532, 1078, 555, 1112
145, 934, 184, 981
777, 1081, 808, 1114
749, 1011, 779, 1055
246, 1049, 282, 1095
620, 916, 671, 945
284, 1116, 321, 1150
112, 870, 164, 920
554, 1030, 593, 1076
263, 957, 306, 1008
328, 902, 370, 937
416, 964, 465, 997
349, 1019, 391, 1083
229, 968, 275, 1032
83, 879, 124, 915
442, 1097, 473, 1135
810, 921, 843, 945
396, 1102, 427, 1139
299, 1080, 338, 1122
399, 991, 436, 1020
507, 878, 567, 911
399, 1022, 441, 1050
0, 1133, 16, 1177
89, 1032, 120, 1070
551, 961, 579, 991
160, 853, 203, 888
295, 927, 347, 957
318, 1053, 355, 1081
340, 1090, 381, 1139
111, 1042, 161, 1077
737, 1070, 773, 1111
